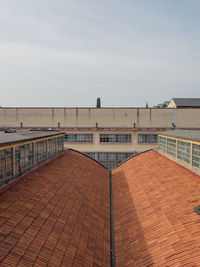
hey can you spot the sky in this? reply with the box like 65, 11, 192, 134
0, 0, 200, 107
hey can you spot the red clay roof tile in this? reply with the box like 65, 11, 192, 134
112, 150, 200, 266
0, 150, 110, 266
3, 148, 200, 266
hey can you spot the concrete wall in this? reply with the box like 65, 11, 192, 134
176, 109, 200, 128
0, 107, 199, 128
1, 107, 200, 154
0, 107, 178, 128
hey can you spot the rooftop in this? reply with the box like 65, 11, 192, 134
159, 129, 200, 142
0, 150, 110, 266
1, 148, 200, 266
0, 130, 64, 146
172, 98, 200, 107
113, 150, 200, 266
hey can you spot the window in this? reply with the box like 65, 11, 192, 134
192, 144, 200, 168
177, 140, 191, 164
0, 149, 13, 180
84, 152, 135, 170
35, 140, 47, 164
0, 136, 64, 182
97, 152, 134, 169
14, 144, 34, 174
5, 149, 12, 178
159, 136, 167, 152
58, 136, 64, 151
48, 138, 57, 157
65, 134, 93, 143
100, 134, 131, 143
19, 144, 34, 172
167, 138, 176, 157
138, 134, 158, 143
15, 147, 20, 175
84, 152, 96, 159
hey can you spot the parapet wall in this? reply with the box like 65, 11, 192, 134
0, 107, 200, 128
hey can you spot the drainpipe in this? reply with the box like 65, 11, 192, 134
174, 108, 176, 128
110, 171, 116, 267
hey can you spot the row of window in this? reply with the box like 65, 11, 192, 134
0, 136, 64, 181
65, 134, 93, 143
84, 152, 135, 170
64, 134, 158, 144
158, 136, 200, 169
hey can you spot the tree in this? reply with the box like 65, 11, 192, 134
96, 98, 101, 108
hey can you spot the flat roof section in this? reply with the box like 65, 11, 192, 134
159, 129, 200, 142
0, 130, 64, 146
0, 150, 110, 266
112, 150, 200, 266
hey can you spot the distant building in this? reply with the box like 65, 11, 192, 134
168, 98, 200, 108
153, 100, 169, 108
162, 100, 170, 108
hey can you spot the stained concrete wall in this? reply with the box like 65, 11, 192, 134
1, 107, 199, 154
176, 109, 200, 128
0, 107, 185, 128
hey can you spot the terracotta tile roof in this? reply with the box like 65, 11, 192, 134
0, 150, 110, 266
112, 150, 200, 266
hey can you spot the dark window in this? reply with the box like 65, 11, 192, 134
0, 149, 13, 180
100, 134, 131, 143
84, 152, 134, 170
58, 136, 64, 151
48, 138, 57, 157
138, 134, 158, 143
65, 134, 93, 143
35, 140, 47, 164
19, 144, 34, 172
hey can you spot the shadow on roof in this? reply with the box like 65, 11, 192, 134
113, 168, 153, 266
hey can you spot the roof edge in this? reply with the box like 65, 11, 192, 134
0, 131, 65, 148
158, 152, 200, 179
67, 148, 110, 171
112, 149, 154, 170
0, 151, 66, 195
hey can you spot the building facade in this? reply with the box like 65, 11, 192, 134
1, 106, 200, 168
0, 130, 64, 188
158, 130, 200, 175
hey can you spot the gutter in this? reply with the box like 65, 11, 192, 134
110, 171, 116, 267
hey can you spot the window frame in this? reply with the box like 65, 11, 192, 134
99, 134, 131, 144
64, 134, 94, 143
138, 134, 158, 144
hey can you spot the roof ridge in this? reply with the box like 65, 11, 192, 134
67, 148, 110, 171
112, 149, 154, 170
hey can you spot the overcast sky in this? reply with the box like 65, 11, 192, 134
0, 0, 200, 107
